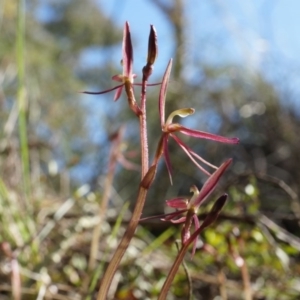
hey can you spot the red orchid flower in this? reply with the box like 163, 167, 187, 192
83, 21, 135, 101
154, 59, 239, 183
83, 22, 159, 104
162, 158, 232, 257
111, 21, 136, 101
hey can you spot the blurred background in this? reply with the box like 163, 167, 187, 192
1, 0, 300, 299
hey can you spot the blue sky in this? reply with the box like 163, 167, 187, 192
39, 0, 300, 64
97, 0, 300, 90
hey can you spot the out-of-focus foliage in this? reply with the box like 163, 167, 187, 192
0, 0, 122, 193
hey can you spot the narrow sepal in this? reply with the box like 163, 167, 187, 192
160, 210, 188, 222
159, 59, 173, 127
123, 22, 133, 78
187, 194, 228, 247
191, 159, 232, 208
171, 134, 213, 176
114, 86, 123, 101
166, 197, 188, 208
168, 124, 240, 144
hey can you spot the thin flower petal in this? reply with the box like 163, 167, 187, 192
161, 210, 188, 221
167, 124, 240, 144
188, 148, 218, 170
114, 86, 123, 101
123, 21, 133, 78
159, 59, 173, 127
171, 134, 212, 176
197, 194, 228, 233
192, 159, 232, 208
82, 84, 124, 95
180, 126, 240, 144
166, 197, 188, 209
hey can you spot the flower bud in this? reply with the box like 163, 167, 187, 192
123, 22, 133, 78
147, 25, 158, 65
143, 25, 158, 80
200, 194, 228, 230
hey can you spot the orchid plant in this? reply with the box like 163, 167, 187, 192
84, 21, 239, 300
153, 58, 238, 183
161, 158, 232, 258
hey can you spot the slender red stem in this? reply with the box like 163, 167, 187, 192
140, 78, 149, 176
158, 241, 190, 300
96, 77, 150, 300
97, 186, 148, 300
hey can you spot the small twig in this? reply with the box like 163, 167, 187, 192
259, 214, 300, 249
255, 173, 300, 226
